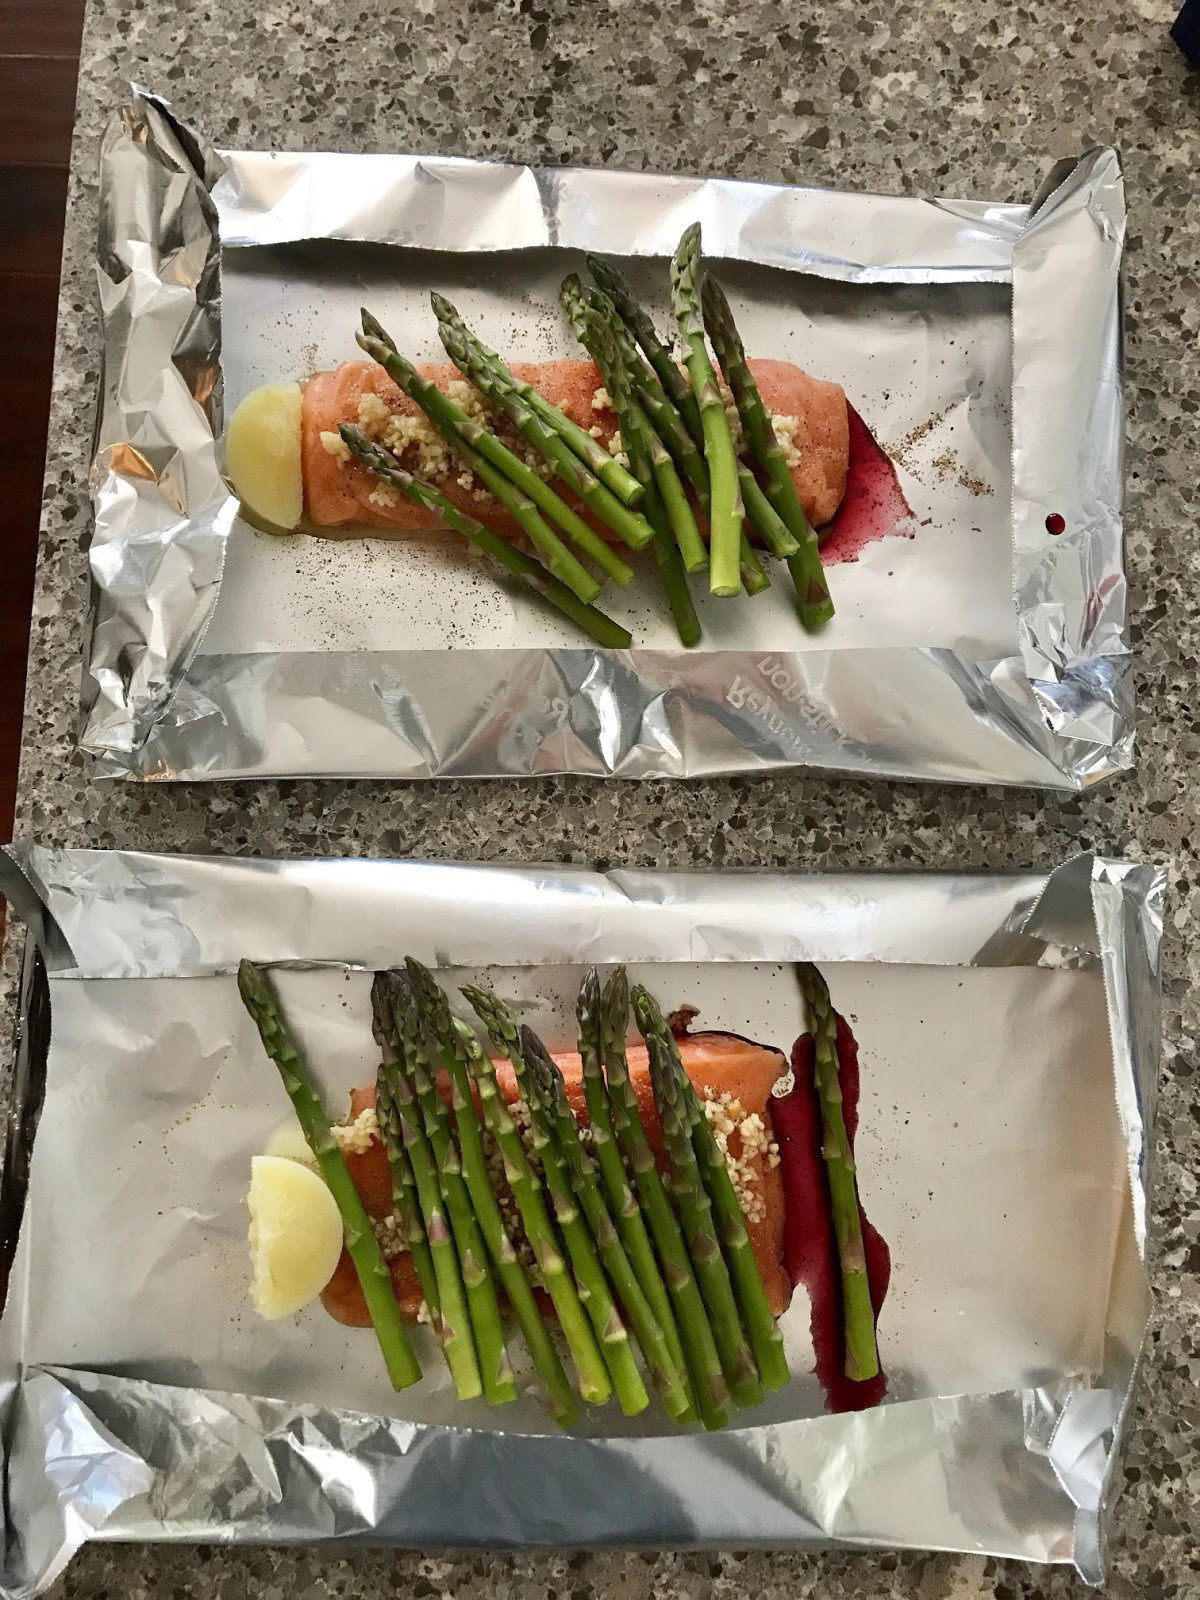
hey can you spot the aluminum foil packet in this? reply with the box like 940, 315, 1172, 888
0, 847, 1164, 1595
80, 89, 1129, 787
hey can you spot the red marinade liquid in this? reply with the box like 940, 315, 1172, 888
771, 1015, 891, 1413
819, 404, 915, 565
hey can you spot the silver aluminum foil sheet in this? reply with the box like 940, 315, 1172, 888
79, 88, 1130, 787
0, 847, 1164, 1594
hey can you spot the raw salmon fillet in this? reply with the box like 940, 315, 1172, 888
301, 358, 849, 539
321, 1029, 790, 1328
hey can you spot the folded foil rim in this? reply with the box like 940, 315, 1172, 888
78, 87, 1131, 788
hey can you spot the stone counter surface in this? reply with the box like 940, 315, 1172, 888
11, 0, 1198, 1594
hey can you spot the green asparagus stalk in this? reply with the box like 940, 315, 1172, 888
586, 255, 704, 442
433, 322, 643, 580
237, 961, 422, 1392
683, 1087, 791, 1393
671, 225, 745, 597
627, 981, 788, 1390
588, 285, 798, 576
584, 285, 710, 506
371, 974, 483, 1400
739, 531, 771, 595
339, 427, 630, 650
459, 983, 615, 1408
633, 979, 764, 1408
406, 961, 602, 1417
518, 1027, 648, 1417
435, 291, 649, 508
442, 1022, 580, 1420
738, 468, 801, 559
449, 1008, 581, 1427
524, 1023, 691, 1420
599, 968, 730, 1429
701, 276, 834, 629
581, 292, 708, 575
390, 971, 516, 1405
585, 265, 808, 584
561, 278, 701, 645
429, 293, 643, 507
795, 962, 880, 1383
576, 970, 696, 1419
371, 988, 440, 1331
358, 315, 601, 605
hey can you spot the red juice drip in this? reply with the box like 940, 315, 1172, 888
819, 405, 915, 565
771, 1014, 891, 1414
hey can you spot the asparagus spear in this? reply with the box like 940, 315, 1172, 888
738, 469, 802, 560
575, 970, 696, 1419
429, 293, 643, 507
738, 532, 771, 596
599, 968, 730, 1429
584, 284, 710, 507
586, 254, 704, 441
433, 299, 652, 561
460, 982, 620, 1408
433, 320, 642, 581
587, 278, 802, 571
441, 1022, 581, 1422
623, 983, 789, 1391
525, 1021, 692, 1421
339, 427, 630, 650
586, 284, 800, 578
237, 961, 422, 1392
561, 278, 701, 644
358, 315, 601, 605
795, 962, 880, 1383
701, 276, 834, 629
406, 961, 603, 1416
371, 974, 482, 1400
632, 985, 774, 1407
390, 971, 516, 1405
447, 1008, 582, 1426
671, 225, 745, 597
517, 1027, 648, 1417
371, 993, 441, 1332
683, 1082, 791, 1393
579, 290, 708, 575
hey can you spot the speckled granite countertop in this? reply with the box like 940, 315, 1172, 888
12, 0, 1199, 1594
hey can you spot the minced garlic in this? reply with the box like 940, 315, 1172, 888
701, 1088, 781, 1226
592, 386, 612, 412
320, 429, 351, 465
771, 413, 804, 468
371, 1209, 409, 1261
331, 1104, 379, 1155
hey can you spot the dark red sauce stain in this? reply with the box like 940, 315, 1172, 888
1045, 512, 1066, 536
771, 1015, 891, 1414
818, 405, 915, 565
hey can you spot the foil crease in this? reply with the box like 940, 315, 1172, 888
0, 847, 1164, 1595
79, 89, 1130, 788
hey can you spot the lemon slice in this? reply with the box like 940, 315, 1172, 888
226, 381, 304, 532
247, 1153, 344, 1319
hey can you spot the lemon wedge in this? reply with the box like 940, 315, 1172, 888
247, 1153, 344, 1319
226, 381, 304, 532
